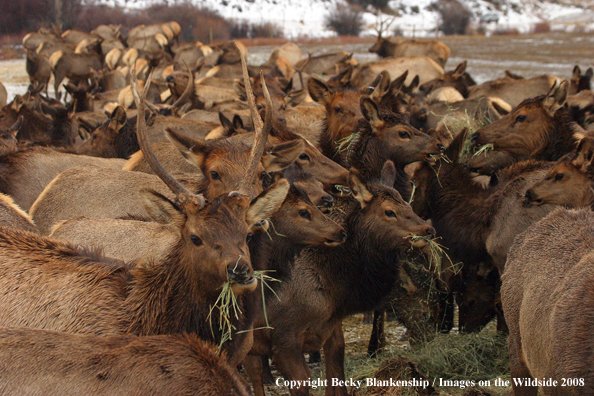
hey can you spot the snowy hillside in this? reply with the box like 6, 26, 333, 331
107, 0, 594, 39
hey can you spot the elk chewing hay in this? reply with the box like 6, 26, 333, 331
209, 264, 281, 351
471, 143, 495, 158
335, 132, 361, 160
333, 184, 351, 197
405, 235, 460, 276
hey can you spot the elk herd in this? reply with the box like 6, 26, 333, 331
0, 21, 592, 395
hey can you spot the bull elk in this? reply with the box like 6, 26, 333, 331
0, 42, 289, 367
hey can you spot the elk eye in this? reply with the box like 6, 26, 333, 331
555, 173, 564, 181
385, 210, 397, 218
190, 235, 203, 246
399, 131, 411, 139
515, 115, 526, 123
298, 153, 310, 161
334, 106, 342, 113
246, 232, 253, 243
209, 171, 221, 180
299, 209, 310, 219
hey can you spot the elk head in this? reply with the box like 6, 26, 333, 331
357, 97, 444, 167
0, 116, 22, 157
130, 42, 289, 295
76, 105, 127, 157
525, 137, 594, 208
467, 80, 569, 174
268, 163, 346, 246
349, 161, 435, 250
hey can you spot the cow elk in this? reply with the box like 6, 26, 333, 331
502, 208, 594, 396
0, 328, 250, 396
524, 136, 594, 208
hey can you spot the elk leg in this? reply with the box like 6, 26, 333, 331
243, 355, 266, 396
508, 334, 537, 396
438, 291, 454, 333
367, 309, 385, 357
261, 355, 275, 384
308, 351, 321, 363
323, 321, 348, 396
272, 342, 311, 396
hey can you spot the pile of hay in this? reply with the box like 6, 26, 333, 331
349, 331, 509, 396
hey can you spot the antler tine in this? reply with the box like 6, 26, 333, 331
235, 41, 263, 133
236, 69, 273, 197
129, 64, 205, 209
170, 61, 194, 111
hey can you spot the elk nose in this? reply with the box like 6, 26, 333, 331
425, 227, 436, 239
437, 143, 445, 153
226, 261, 251, 284
525, 189, 535, 201
470, 132, 480, 144
322, 195, 334, 207
166, 75, 174, 83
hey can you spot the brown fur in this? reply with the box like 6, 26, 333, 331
350, 56, 444, 89
0, 146, 125, 211
468, 82, 576, 174
502, 208, 594, 396
0, 193, 37, 233
369, 38, 451, 67
468, 74, 559, 108
250, 163, 437, 396
29, 164, 200, 235
524, 137, 594, 208
0, 328, 249, 396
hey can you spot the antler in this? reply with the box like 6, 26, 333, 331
130, 65, 205, 209
169, 61, 195, 111
234, 41, 273, 197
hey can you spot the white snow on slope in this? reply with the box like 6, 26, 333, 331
99, 0, 594, 39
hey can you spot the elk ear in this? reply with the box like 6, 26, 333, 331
109, 105, 127, 128
572, 137, 594, 172
572, 65, 581, 81
348, 169, 373, 207
285, 89, 307, 108
9, 116, 24, 137
380, 160, 396, 187
219, 112, 234, 132
246, 179, 290, 224
233, 79, 247, 102
586, 67, 593, 79
398, 267, 418, 294
261, 140, 305, 171
165, 127, 206, 169
452, 61, 467, 79
232, 115, 245, 131
360, 97, 385, 132
308, 77, 332, 106
139, 188, 186, 231
370, 70, 391, 102
390, 70, 408, 94
504, 70, 523, 80
408, 75, 420, 91
338, 66, 353, 87
543, 80, 568, 116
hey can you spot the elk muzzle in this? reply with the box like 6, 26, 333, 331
227, 259, 258, 295
324, 229, 348, 247
524, 189, 543, 206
